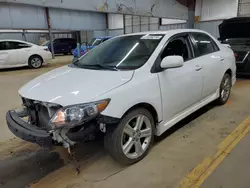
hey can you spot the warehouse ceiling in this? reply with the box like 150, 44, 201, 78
2, 0, 189, 19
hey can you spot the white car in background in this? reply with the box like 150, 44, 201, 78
6, 29, 236, 165
0, 39, 52, 69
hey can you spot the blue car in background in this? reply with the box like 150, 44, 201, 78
73, 36, 112, 58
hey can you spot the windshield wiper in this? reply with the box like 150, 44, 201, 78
74, 63, 118, 71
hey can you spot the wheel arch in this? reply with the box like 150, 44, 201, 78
121, 102, 159, 125
225, 68, 232, 77
28, 54, 44, 63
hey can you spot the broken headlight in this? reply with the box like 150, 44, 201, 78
50, 99, 110, 129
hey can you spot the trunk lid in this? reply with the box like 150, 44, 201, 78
219, 17, 250, 40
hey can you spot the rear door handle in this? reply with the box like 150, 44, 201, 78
220, 58, 224, 61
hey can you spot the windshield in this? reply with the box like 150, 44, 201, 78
74, 34, 164, 70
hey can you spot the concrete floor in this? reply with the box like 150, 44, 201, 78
0, 58, 250, 188
201, 132, 250, 188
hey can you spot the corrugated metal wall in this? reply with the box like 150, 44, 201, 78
108, 29, 124, 36
160, 23, 187, 30
124, 15, 160, 34
0, 3, 47, 29
238, 0, 250, 16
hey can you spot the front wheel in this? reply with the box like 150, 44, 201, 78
104, 108, 155, 165
217, 73, 232, 105
28, 55, 43, 69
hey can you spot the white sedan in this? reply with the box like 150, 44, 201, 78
0, 39, 52, 69
6, 29, 236, 165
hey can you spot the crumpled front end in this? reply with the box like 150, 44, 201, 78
6, 97, 120, 149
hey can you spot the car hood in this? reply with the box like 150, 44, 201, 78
219, 17, 250, 40
19, 65, 134, 106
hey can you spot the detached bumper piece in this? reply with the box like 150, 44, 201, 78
6, 110, 52, 148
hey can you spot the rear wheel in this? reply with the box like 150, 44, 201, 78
217, 73, 231, 105
104, 108, 155, 165
28, 55, 43, 69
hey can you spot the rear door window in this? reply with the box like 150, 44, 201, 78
5, 42, 31, 50
192, 33, 219, 57
0, 42, 7, 50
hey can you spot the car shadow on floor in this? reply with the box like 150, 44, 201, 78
0, 149, 64, 188
155, 102, 216, 143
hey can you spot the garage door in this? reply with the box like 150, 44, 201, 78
238, 0, 250, 16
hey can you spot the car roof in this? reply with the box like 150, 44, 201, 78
0, 39, 36, 45
120, 29, 210, 36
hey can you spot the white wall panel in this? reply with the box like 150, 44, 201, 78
200, 0, 238, 21
49, 8, 106, 30
108, 14, 123, 29
238, 0, 250, 16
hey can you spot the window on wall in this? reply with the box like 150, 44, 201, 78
192, 33, 219, 56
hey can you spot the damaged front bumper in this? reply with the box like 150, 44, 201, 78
6, 109, 52, 148
6, 107, 120, 148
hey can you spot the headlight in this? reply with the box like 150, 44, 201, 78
50, 99, 110, 129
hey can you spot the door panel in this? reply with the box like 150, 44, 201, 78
0, 51, 8, 65
0, 42, 8, 65
191, 33, 224, 98
199, 52, 224, 98
158, 35, 203, 123
159, 59, 202, 122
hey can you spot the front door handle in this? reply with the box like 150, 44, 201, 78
195, 65, 202, 71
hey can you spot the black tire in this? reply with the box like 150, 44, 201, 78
216, 73, 232, 105
104, 108, 155, 165
28, 55, 43, 69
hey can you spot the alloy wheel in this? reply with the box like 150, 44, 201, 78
121, 115, 152, 159
31, 57, 42, 68
221, 76, 231, 102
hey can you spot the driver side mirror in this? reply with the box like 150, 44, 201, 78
160, 55, 184, 69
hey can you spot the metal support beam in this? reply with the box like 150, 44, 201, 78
22, 30, 27, 41
139, 16, 142, 32
187, 0, 196, 28
132, 15, 134, 33
123, 15, 126, 34
45, 7, 55, 59
76, 31, 81, 58
148, 17, 150, 31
